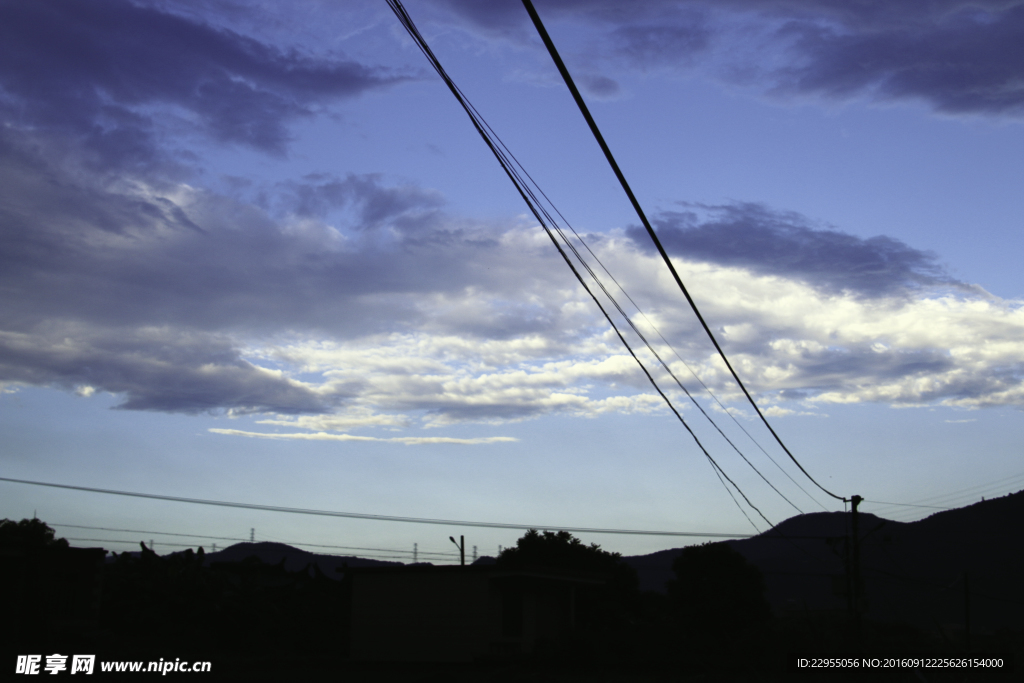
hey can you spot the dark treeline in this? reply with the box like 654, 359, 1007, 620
1, 518, 1019, 680
2, 519, 346, 678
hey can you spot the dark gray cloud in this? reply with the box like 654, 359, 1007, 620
0, 141, 549, 338
628, 203, 959, 297
436, 0, 1024, 118
0, 324, 330, 414
0, 0, 407, 166
782, 346, 955, 391
436, 0, 711, 64
435, 0, 684, 34
273, 173, 446, 230
433, 0, 530, 35
578, 74, 621, 99
610, 21, 711, 67
710, 0, 1021, 31
770, 3, 1024, 116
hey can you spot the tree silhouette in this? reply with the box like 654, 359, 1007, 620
497, 529, 623, 573
668, 541, 771, 657
497, 529, 640, 645
0, 518, 68, 549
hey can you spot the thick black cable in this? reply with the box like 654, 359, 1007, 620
386, 0, 771, 530
0, 476, 751, 538
521, 0, 845, 503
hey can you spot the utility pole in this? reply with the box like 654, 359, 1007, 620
850, 494, 863, 646
472, 545, 477, 563
414, 543, 418, 563
250, 528, 254, 542
964, 571, 971, 652
449, 535, 465, 566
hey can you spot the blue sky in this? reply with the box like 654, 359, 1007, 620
2, 0, 1023, 561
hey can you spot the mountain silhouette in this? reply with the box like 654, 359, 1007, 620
623, 489, 1024, 633
203, 541, 402, 575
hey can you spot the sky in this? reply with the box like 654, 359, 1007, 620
2, 0, 1023, 563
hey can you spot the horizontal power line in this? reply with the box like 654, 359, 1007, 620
61, 537, 444, 563
50, 523, 457, 558
864, 500, 950, 510
2, 476, 752, 539
915, 471, 1024, 504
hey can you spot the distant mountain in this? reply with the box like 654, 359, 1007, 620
107, 541, 407, 576
623, 490, 1024, 632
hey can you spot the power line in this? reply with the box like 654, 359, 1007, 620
521, 0, 845, 504
50, 523, 458, 559
386, 0, 774, 531
62, 537, 450, 563
504, 140, 822, 514
865, 472, 1024, 519
52, 523, 248, 544
539, 194, 802, 516
910, 475, 1024, 508
458, 81, 827, 515
864, 500, 950, 510
1, 476, 752, 538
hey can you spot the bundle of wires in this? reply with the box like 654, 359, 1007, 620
385, 1, 844, 531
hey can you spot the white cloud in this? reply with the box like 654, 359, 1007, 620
213, 230, 1024, 433
209, 428, 517, 446
762, 405, 824, 418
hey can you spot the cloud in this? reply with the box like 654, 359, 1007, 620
609, 19, 712, 67
0, 132, 603, 415
0, 0, 408, 166
5, 128, 1024, 421
578, 74, 622, 99
209, 428, 517, 445
628, 202, 964, 297
257, 408, 411, 432
1, 72, 1023, 424
272, 173, 446, 229
436, 0, 1024, 118
0, 325, 329, 414
0, 141, 565, 342
761, 405, 823, 418
257, 336, 668, 427
3, 0, 1021, 438
766, 2, 1024, 116
435, 0, 687, 36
